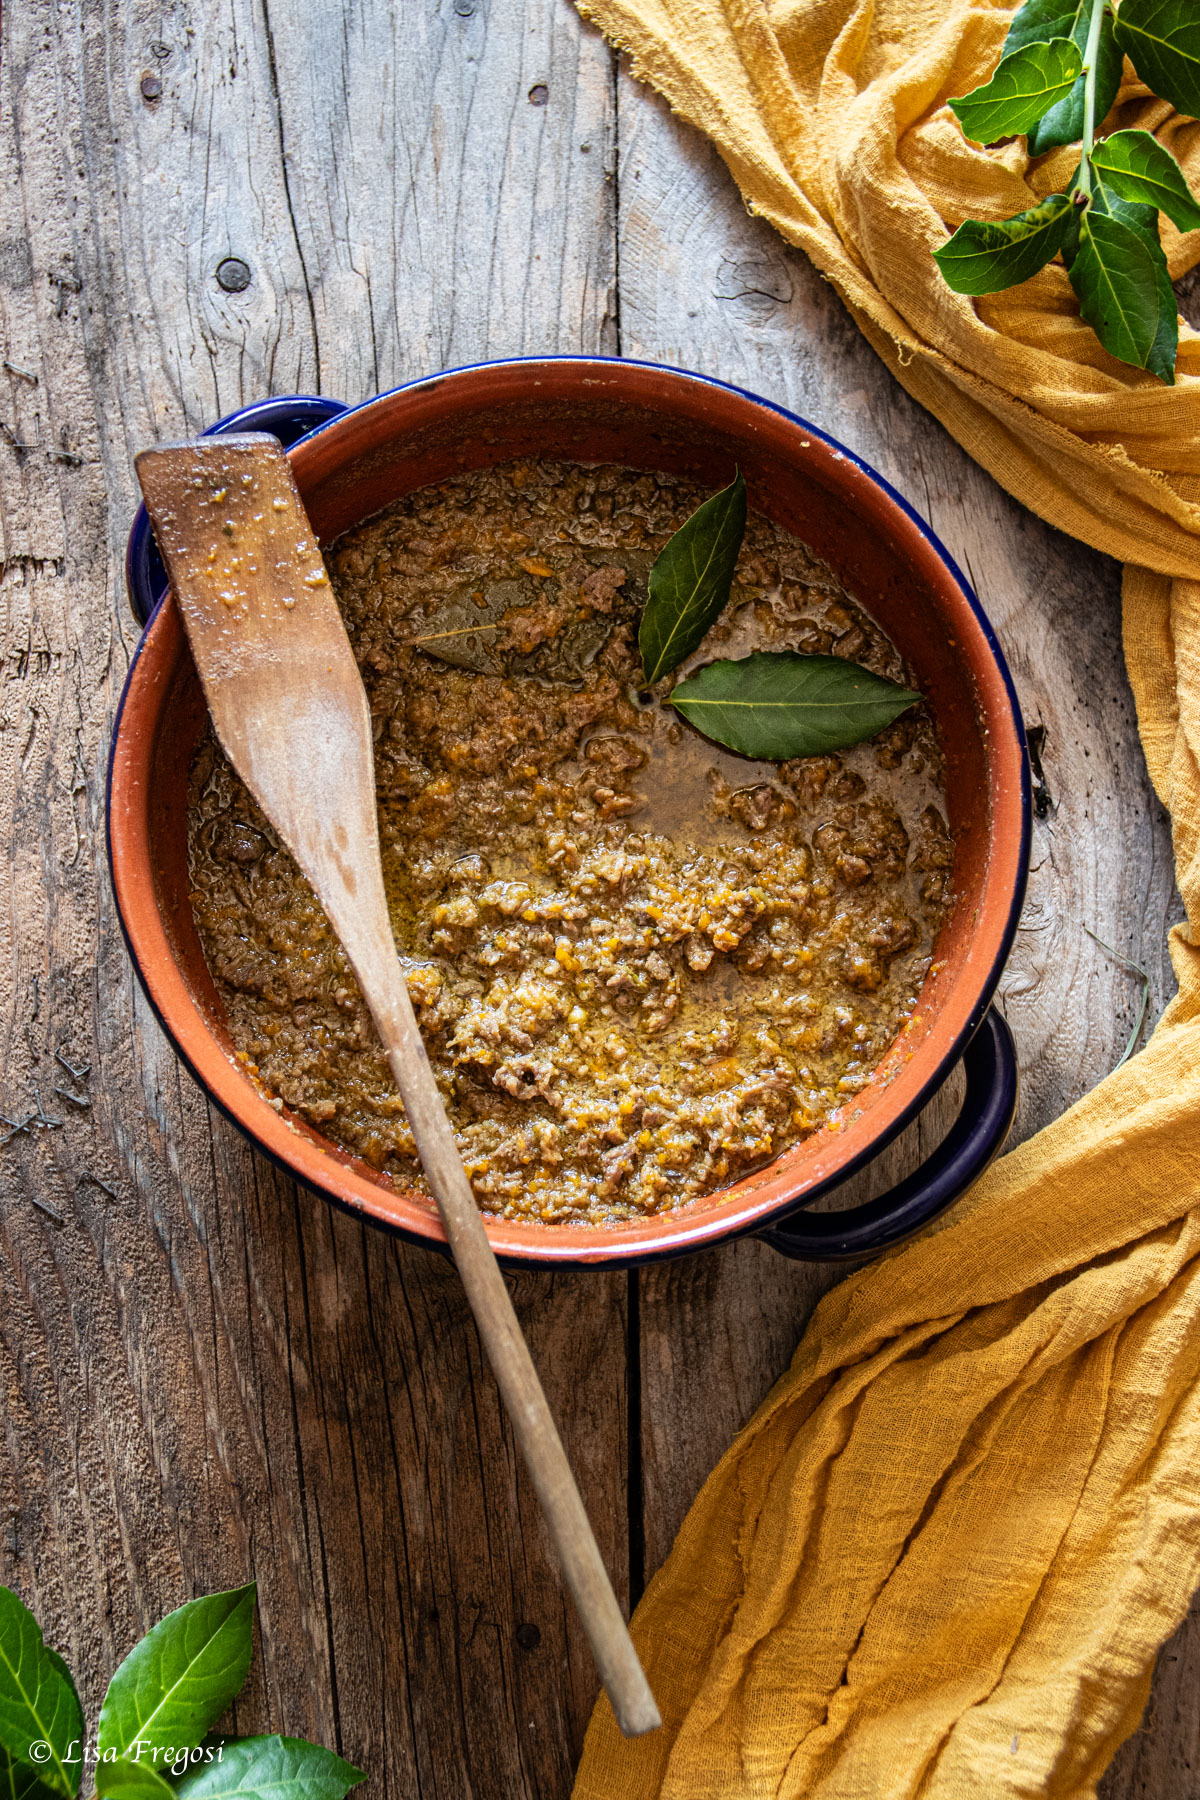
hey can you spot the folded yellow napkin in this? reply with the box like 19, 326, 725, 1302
569, 3, 1200, 1794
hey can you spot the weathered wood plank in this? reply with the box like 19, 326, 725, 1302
0, 4, 624, 1797
254, 0, 620, 390
4, 0, 1195, 1787
612, 81, 1191, 1794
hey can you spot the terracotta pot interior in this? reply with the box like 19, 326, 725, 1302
127, 367, 1019, 1258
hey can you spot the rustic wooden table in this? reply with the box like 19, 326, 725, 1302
1, 1, 1194, 1793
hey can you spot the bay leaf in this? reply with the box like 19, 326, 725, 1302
1008, 3, 1121, 156
174, 1738, 365, 1800
934, 193, 1073, 295
1003, 0, 1087, 51
1114, 0, 1200, 123
1065, 197, 1168, 377
94, 1760, 177, 1800
402, 577, 531, 675
95, 1586, 255, 1795
1089, 129, 1200, 234
1078, 181, 1177, 384
950, 37, 1082, 146
670, 652, 921, 760
404, 553, 644, 683
0, 1589, 83, 1800
0, 1748, 67, 1800
639, 472, 746, 685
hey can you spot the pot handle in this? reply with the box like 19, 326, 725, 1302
759, 1007, 1017, 1262
124, 393, 349, 628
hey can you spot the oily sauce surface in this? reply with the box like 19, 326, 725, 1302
187, 461, 954, 1224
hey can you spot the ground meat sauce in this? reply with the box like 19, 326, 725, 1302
187, 460, 954, 1224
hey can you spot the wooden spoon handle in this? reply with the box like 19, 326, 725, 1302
370, 963, 661, 1739
132, 434, 658, 1736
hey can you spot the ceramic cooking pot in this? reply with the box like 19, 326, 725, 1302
109, 358, 1029, 1267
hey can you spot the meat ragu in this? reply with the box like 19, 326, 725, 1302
186, 460, 954, 1225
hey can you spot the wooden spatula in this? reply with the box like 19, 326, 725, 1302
135, 432, 660, 1739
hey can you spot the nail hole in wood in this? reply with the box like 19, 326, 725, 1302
216, 258, 252, 294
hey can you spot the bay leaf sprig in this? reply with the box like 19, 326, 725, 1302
0, 1585, 364, 1800
670, 652, 922, 760
934, 0, 1200, 382
638, 471, 747, 684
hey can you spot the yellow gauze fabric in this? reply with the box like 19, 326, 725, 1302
568, 3, 1200, 1795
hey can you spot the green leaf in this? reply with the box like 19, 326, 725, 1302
1066, 197, 1171, 375
0, 1589, 83, 1800
669, 652, 922, 760
1089, 128, 1200, 231
1015, 5, 1122, 155
95, 1587, 256, 1796
0, 1750, 72, 1800
1083, 182, 1179, 381
934, 193, 1073, 293
1003, 0, 1088, 51
1114, 0, 1200, 121
638, 472, 746, 685
174, 1738, 365, 1800
1075, 177, 1178, 377
950, 37, 1083, 145
92, 1760, 177, 1800
1030, 10, 1122, 154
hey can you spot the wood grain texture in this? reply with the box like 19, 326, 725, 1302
0, 0, 1193, 1790
2, 3, 625, 1795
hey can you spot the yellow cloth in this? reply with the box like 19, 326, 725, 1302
568, 3, 1200, 1795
